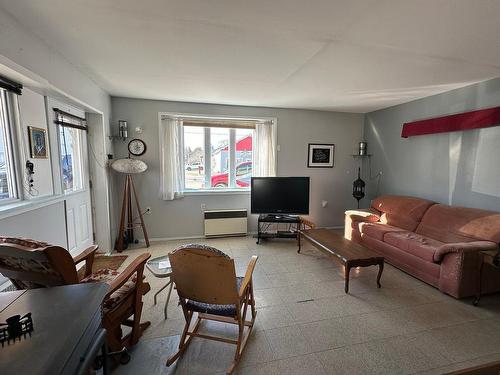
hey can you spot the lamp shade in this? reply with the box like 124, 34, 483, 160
111, 158, 148, 174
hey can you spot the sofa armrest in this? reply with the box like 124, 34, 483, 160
437, 241, 499, 298
434, 241, 498, 263
345, 208, 381, 241
345, 208, 381, 223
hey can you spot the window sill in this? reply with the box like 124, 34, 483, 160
0, 195, 66, 220
183, 189, 250, 196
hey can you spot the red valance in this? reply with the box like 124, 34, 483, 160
401, 106, 500, 138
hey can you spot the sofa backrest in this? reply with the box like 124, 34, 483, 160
371, 195, 435, 231
416, 204, 500, 243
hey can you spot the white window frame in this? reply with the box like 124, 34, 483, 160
160, 112, 277, 195
0, 89, 19, 205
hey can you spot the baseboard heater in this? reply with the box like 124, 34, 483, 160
204, 209, 248, 237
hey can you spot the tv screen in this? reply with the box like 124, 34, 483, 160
251, 177, 310, 215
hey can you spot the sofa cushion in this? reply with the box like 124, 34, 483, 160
384, 231, 444, 263
359, 222, 406, 241
416, 204, 500, 243
371, 195, 435, 231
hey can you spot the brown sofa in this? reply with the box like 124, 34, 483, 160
345, 195, 500, 298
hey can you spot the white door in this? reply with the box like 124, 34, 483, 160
63, 131, 93, 255
48, 99, 93, 255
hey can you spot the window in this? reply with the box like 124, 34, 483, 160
183, 121, 255, 191
55, 109, 86, 193
0, 89, 17, 202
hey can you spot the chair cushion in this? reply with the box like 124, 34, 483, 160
384, 232, 444, 263
359, 222, 406, 241
81, 268, 138, 312
186, 277, 244, 317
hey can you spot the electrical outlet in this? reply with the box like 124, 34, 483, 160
145, 207, 152, 214
201, 203, 206, 211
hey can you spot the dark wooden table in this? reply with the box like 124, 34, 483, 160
299, 228, 384, 293
474, 250, 500, 306
0, 283, 108, 375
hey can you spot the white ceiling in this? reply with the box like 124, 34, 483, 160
2, 0, 500, 113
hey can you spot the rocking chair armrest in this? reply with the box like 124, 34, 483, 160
238, 255, 258, 298
74, 245, 99, 279
106, 252, 151, 297
73, 245, 99, 265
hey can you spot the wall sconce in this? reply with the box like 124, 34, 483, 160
109, 120, 129, 141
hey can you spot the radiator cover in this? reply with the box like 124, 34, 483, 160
204, 209, 248, 237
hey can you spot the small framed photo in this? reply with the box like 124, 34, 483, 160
308, 143, 335, 168
28, 126, 48, 159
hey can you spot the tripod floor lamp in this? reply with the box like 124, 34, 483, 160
112, 158, 150, 251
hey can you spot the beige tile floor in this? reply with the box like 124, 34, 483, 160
111, 234, 500, 375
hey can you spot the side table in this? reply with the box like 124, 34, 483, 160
474, 250, 500, 306
146, 255, 173, 319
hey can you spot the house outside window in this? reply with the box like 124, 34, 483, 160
183, 123, 254, 191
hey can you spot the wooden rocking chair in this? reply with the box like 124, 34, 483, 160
0, 236, 151, 361
166, 244, 258, 375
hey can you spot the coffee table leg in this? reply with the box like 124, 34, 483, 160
154, 280, 171, 305
345, 264, 351, 293
297, 231, 301, 253
377, 261, 384, 288
164, 279, 174, 320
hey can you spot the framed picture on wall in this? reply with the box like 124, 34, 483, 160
308, 143, 335, 168
28, 126, 48, 158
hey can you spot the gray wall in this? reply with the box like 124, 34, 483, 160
364, 77, 500, 211
0, 6, 113, 251
111, 97, 364, 239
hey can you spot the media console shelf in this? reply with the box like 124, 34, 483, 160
256, 214, 301, 244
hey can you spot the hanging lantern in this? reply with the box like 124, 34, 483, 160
352, 167, 365, 208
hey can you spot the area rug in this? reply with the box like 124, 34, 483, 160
78, 255, 128, 279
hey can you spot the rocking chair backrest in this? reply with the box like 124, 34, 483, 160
0, 237, 79, 289
169, 244, 239, 305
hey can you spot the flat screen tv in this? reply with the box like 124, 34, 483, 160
251, 177, 310, 215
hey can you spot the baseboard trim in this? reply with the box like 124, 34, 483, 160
131, 225, 344, 243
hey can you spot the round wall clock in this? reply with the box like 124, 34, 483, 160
128, 139, 147, 156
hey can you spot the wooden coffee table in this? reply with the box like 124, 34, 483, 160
298, 228, 384, 293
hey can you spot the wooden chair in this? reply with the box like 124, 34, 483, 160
0, 236, 151, 360
166, 244, 258, 375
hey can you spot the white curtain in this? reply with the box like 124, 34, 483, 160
159, 117, 184, 200
252, 120, 277, 177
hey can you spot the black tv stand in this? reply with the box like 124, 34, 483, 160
256, 214, 301, 244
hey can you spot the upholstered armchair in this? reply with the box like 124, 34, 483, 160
0, 236, 151, 359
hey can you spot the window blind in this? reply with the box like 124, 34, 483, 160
0, 75, 22, 95
53, 108, 87, 131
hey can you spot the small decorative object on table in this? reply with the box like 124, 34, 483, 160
0, 313, 34, 347
308, 143, 335, 168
